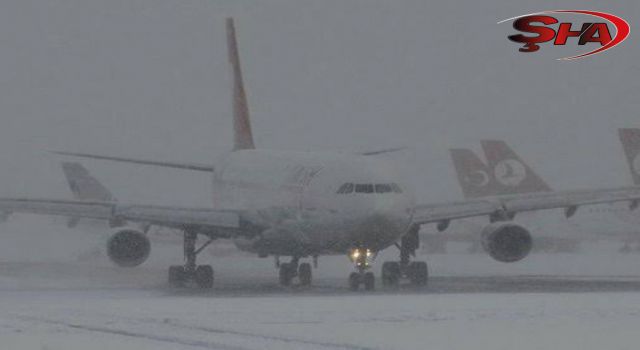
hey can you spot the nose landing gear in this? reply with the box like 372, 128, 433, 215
348, 248, 376, 291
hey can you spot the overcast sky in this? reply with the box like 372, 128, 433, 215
0, 0, 638, 206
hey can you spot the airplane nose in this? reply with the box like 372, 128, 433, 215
353, 196, 412, 250
371, 196, 411, 219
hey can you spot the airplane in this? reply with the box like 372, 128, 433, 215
2, 18, 640, 291
451, 139, 640, 252
448, 141, 580, 252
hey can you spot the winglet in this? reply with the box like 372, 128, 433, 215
61, 162, 115, 202
227, 18, 255, 151
618, 128, 640, 185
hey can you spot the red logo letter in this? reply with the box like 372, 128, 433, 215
578, 23, 613, 46
508, 15, 558, 52
554, 23, 591, 45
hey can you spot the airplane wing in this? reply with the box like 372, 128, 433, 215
0, 197, 239, 234
412, 186, 640, 226
52, 151, 214, 172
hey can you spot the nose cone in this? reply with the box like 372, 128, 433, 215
352, 195, 413, 250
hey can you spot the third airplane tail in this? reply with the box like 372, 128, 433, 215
618, 128, 640, 185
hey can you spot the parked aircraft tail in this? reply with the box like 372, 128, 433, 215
618, 128, 640, 185
480, 140, 551, 194
450, 140, 551, 198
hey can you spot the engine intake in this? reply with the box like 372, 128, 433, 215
107, 228, 150, 267
481, 223, 532, 263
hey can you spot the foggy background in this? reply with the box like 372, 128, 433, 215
0, 0, 638, 206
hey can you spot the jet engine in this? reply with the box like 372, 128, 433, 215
106, 227, 150, 267
481, 223, 532, 263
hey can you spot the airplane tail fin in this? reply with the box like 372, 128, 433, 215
480, 140, 552, 193
61, 162, 115, 202
227, 18, 255, 151
618, 128, 640, 185
449, 148, 494, 198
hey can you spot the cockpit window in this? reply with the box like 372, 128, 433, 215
375, 184, 393, 193
337, 183, 354, 194
355, 184, 374, 193
338, 183, 402, 194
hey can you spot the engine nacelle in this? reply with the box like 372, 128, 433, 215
106, 228, 150, 267
481, 223, 532, 263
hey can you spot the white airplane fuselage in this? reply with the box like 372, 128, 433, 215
210, 149, 415, 257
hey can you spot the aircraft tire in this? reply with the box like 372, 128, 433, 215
298, 263, 312, 286
195, 265, 214, 289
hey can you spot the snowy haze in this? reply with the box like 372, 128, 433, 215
2, 2, 640, 349
0, 0, 638, 206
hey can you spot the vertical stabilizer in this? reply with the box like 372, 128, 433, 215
61, 162, 115, 202
449, 149, 494, 198
481, 140, 551, 193
227, 18, 255, 150
618, 128, 640, 185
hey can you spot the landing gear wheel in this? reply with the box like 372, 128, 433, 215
279, 263, 295, 286
168, 265, 186, 287
407, 261, 428, 286
195, 265, 214, 289
381, 261, 401, 287
363, 272, 375, 291
349, 272, 360, 291
298, 263, 312, 286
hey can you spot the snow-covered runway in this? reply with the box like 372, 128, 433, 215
2, 246, 640, 350
3, 282, 640, 350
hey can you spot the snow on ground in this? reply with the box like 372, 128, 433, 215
2, 287, 640, 350
2, 220, 640, 349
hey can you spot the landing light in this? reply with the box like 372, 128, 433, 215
349, 248, 374, 264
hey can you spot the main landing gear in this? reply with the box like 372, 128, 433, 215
168, 228, 215, 289
381, 226, 428, 287
278, 256, 313, 286
348, 248, 376, 291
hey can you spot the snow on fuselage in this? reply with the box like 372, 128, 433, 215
211, 149, 415, 256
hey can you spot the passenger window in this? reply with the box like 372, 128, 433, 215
375, 184, 393, 193
390, 183, 402, 193
355, 184, 374, 193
